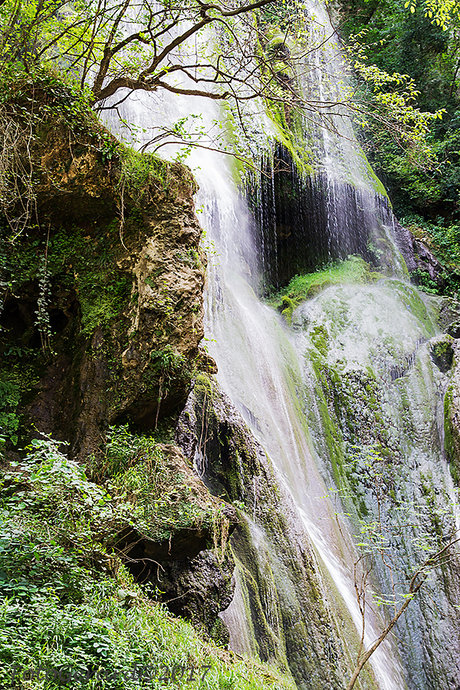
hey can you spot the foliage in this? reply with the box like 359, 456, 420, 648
403, 213, 460, 264
349, 34, 445, 169
0, 437, 295, 690
35, 252, 52, 353
0, 0, 446, 176
0, 437, 115, 604
0, 373, 21, 445
269, 256, 380, 323
344, 444, 455, 573
104, 425, 209, 542
404, 0, 460, 28
0, 0, 284, 104
337, 0, 460, 221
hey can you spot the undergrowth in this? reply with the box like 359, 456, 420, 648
102, 425, 210, 543
0, 434, 295, 690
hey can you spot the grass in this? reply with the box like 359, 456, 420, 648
0, 572, 296, 690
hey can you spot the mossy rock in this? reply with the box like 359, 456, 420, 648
430, 334, 454, 372
0, 81, 206, 460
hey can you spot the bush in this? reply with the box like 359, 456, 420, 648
0, 436, 295, 690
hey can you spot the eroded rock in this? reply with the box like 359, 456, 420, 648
0, 91, 207, 460
176, 376, 346, 689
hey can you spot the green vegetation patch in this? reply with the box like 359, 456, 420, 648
103, 425, 210, 543
0, 372, 21, 445
0, 221, 132, 339
269, 256, 380, 323
0, 438, 295, 690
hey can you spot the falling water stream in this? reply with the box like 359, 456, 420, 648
103, 1, 460, 687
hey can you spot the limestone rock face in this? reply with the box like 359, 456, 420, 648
0, 95, 207, 460
176, 376, 346, 690
155, 550, 236, 644
0, 82, 234, 637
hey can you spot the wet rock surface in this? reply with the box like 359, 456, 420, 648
430, 334, 454, 372
297, 280, 460, 690
177, 376, 347, 689
156, 550, 235, 644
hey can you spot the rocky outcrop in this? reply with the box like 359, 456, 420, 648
177, 375, 347, 689
110, 442, 238, 638
430, 334, 454, 373
411, 237, 446, 290
114, 444, 237, 560
0, 80, 209, 460
156, 550, 236, 644
393, 217, 446, 290
0, 79, 232, 638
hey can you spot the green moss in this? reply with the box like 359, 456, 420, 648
280, 296, 296, 324
0, 359, 44, 446
0, 373, 21, 445
310, 324, 330, 357
308, 352, 345, 483
355, 145, 390, 199
97, 426, 212, 542
194, 373, 214, 398
265, 101, 313, 176
270, 256, 380, 321
0, 219, 133, 341
444, 384, 459, 483
119, 147, 171, 200
430, 335, 454, 371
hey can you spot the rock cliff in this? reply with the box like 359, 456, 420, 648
0, 75, 232, 637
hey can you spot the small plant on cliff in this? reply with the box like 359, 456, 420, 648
149, 346, 189, 429
104, 424, 209, 542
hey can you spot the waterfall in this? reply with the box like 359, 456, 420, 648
102, 1, 460, 687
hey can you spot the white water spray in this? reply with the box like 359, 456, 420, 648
101, 3, 460, 686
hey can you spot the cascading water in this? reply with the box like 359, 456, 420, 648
103, 1, 460, 687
